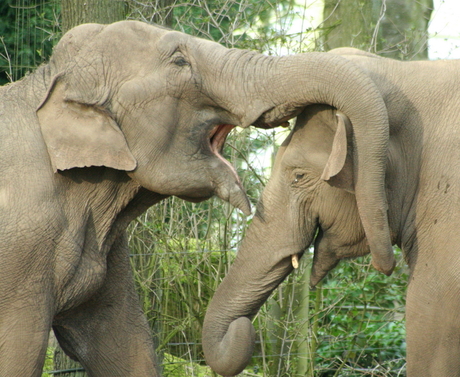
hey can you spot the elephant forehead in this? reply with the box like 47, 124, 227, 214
53, 23, 106, 58
103, 20, 169, 41
157, 29, 194, 48
283, 148, 329, 175
53, 23, 166, 80
81, 22, 168, 59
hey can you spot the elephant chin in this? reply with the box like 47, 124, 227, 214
177, 194, 211, 203
310, 255, 340, 288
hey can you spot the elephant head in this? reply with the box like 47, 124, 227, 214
37, 21, 392, 263
202, 104, 396, 376
36, 21, 253, 213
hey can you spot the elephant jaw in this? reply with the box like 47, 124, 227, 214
208, 124, 252, 216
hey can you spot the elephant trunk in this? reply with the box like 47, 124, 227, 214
203, 182, 311, 376
202, 240, 294, 376
225, 51, 395, 274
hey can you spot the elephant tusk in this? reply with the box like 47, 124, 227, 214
291, 254, 299, 269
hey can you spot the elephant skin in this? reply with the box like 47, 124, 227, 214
203, 49, 460, 376
0, 20, 392, 376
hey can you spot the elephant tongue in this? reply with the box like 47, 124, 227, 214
209, 124, 240, 177
209, 124, 234, 154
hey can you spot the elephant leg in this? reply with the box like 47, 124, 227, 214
0, 297, 51, 376
53, 234, 160, 377
406, 259, 460, 376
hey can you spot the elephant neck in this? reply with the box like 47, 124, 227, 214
107, 186, 169, 245
60, 169, 167, 255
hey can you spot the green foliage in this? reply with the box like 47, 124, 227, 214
245, 251, 407, 377
40, 347, 55, 377
128, 197, 242, 366
163, 353, 215, 376
0, 0, 60, 85
313, 251, 407, 375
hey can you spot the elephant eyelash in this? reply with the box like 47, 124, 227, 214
170, 46, 190, 67
174, 56, 190, 67
293, 173, 305, 183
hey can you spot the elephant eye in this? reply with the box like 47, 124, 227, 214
293, 173, 305, 183
174, 56, 190, 67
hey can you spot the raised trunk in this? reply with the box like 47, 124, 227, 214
212, 49, 394, 272
252, 53, 394, 275
203, 51, 394, 376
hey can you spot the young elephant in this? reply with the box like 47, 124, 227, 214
0, 21, 389, 376
203, 50, 460, 376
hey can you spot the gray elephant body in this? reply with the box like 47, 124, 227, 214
1, 22, 393, 376
203, 50, 460, 376
0, 22, 253, 377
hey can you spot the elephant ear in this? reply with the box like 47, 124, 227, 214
318, 109, 394, 276
37, 75, 137, 172
321, 112, 354, 193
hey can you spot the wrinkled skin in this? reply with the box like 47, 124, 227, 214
0, 21, 391, 376
203, 49, 460, 376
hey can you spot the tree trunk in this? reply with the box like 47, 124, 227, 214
61, 0, 127, 33
378, 0, 433, 59
322, 0, 381, 52
151, 0, 174, 27
292, 261, 312, 376
322, 0, 433, 60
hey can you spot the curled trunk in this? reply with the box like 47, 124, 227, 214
203, 241, 294, 376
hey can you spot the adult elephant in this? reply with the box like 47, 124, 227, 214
203, 48, 460, 377
0, 21, 389, 376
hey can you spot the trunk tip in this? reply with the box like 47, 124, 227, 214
203, 317, 256, 376
372, 251, 396, 276
239, 198, 252, 216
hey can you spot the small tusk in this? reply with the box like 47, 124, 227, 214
291, 254, 299, 269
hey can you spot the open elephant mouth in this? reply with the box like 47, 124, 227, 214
209, 124, 234, 156
203, 123, 252, 215
208, 124, 239, 173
